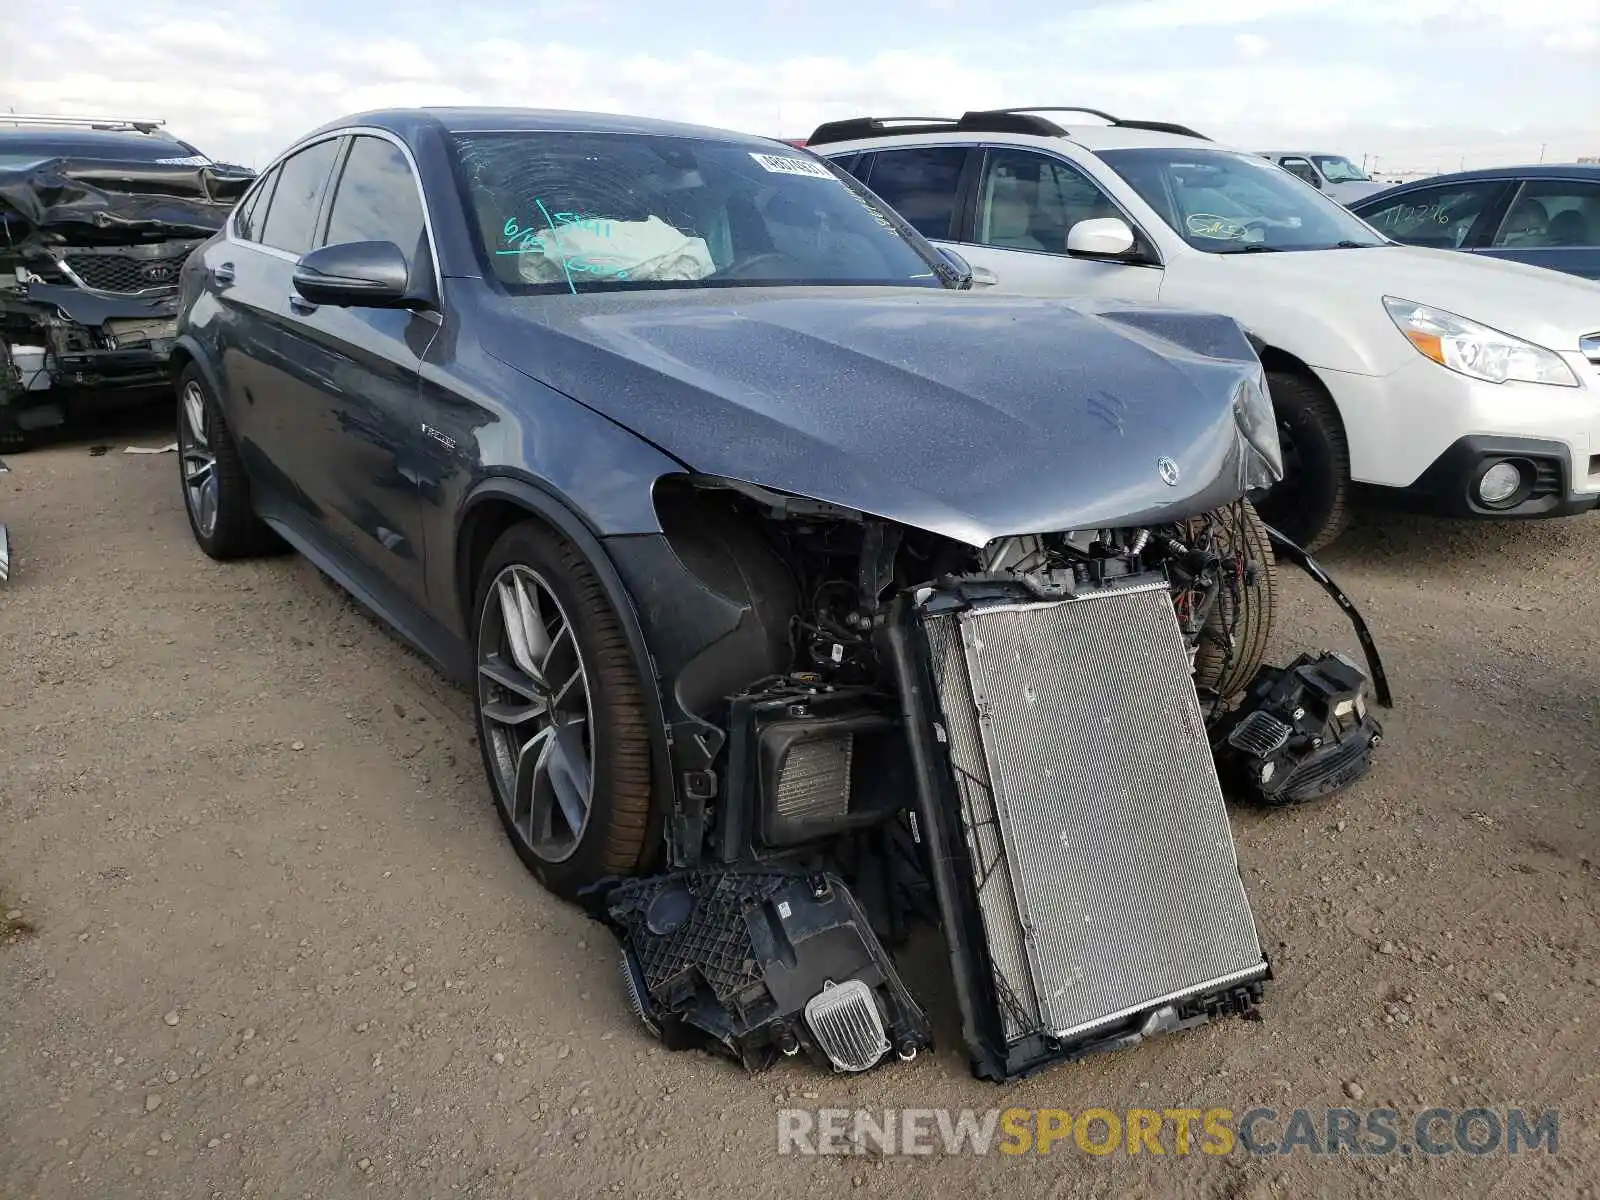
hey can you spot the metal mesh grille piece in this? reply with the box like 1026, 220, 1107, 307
774, 735, 854, 822
938, 587, 1266, 1039
925, 613, 1041, 1042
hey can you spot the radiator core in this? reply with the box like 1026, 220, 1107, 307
924, 581, 1268, 1043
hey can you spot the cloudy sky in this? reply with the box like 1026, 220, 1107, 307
3, 0, 1596, 175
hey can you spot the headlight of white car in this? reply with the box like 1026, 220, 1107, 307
1233, 373, 1284, 483
1383, 297, 1578, 387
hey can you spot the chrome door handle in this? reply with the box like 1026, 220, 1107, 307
288, 294, 317, 315
970, 265, 1000, 287
212, 262, 235, 285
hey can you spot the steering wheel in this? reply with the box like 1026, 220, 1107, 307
717, 251, 802, 279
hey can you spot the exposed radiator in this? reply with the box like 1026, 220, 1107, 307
924, 580, 1268, 1044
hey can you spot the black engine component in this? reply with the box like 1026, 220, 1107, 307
1214, 651, 1384, 805
599, 868, 932, 1073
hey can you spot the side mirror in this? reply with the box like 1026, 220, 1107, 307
292, 240, 413, 308
935, 245, 975, 287
1066, 217, 1137, 259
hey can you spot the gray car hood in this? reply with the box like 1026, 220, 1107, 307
482, 286, 1268, 547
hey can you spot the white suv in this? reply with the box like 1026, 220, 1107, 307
808, 108, 1600, 550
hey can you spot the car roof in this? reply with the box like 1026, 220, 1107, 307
299, 107, 787, 150
0, 126, 198, 161
1363, 163, 1600, 187
812, 124, 1237, 157
1256, 150, 1350, 158
1349, 162, 1600, 208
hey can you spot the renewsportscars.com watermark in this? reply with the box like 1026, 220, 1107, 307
776, 1106, 1559, 1158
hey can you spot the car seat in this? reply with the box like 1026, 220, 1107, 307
1499, 196, 1549, 246
1546, 208, 1591, 246
983, 173, 1046, 251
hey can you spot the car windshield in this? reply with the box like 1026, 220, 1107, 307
1099, 147, 1389, 253
1313, 155, 1370, 184
450, 131, 951, 293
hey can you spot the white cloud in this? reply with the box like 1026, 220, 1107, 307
335, 38, 442, 82
0, 0, 1593, 172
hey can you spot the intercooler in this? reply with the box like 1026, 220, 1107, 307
906, 577, 1269, 1073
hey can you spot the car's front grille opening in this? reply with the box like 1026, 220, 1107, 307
62, 247, 192, 293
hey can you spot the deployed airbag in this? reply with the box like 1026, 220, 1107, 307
514, 216, 715, 287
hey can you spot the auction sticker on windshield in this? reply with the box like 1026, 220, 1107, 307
749, 152, 835, 179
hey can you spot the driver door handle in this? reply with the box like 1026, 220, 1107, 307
211, 262, 235, 286
288, 294, 317, 315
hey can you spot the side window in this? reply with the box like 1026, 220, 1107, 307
974, 149, 1121, 254
233, 167, 279, 242
1279, 157, 1321, 188
829, 151, 872, 184
322, 135, 427, 260
1490, 181, 1600, 248
1359, 183, 1503, 248
860, 147, 967, 239
259, 138, 342, 256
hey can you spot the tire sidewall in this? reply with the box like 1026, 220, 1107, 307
470, 523, 640, 898
176, 366, 226, 556
1256, 372, 1347, 550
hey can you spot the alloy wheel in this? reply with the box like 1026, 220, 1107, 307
179, 381, 219, 538
478, 564, 595, 864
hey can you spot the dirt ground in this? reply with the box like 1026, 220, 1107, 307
2, 412, 1597, 1200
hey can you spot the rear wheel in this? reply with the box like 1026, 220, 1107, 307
472, 521, 654, 900
176, 365, 280, 559
1253, 369, 1350, 552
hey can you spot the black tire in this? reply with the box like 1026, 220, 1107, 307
472, 521, 654, 900
176, 365, 280, 559
1253, 369, 1350, 553
1191, 500, 1278, 700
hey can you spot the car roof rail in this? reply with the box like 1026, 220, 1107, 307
805, 107, 1210, 147
805, 117, 961, 145
805, 110, 1072, 146
0, 112, 169, 135
987, 107, 1212, 140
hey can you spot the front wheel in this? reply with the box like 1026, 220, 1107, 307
1252, 369, 1350, 553
471, 522, 655, 900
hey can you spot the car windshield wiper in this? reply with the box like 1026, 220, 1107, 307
1215, 244, 1284, 254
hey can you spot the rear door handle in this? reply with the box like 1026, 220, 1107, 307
288, 294, 317, 315
212, 262, 235, 285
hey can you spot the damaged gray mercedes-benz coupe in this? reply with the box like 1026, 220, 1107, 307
171, 107, 1391, 1083
0, 115, 253, 446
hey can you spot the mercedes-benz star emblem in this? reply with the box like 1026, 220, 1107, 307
1157, 456, 1181, 486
